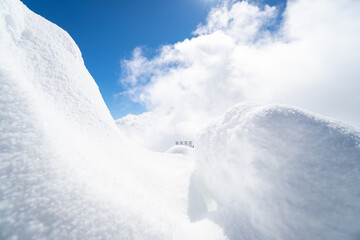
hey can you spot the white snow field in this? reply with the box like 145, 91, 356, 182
0, 0, 360, 240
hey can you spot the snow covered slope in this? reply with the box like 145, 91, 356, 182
1, 0, 360, 240
0, 1, 224, 239
191, 103, 360, 240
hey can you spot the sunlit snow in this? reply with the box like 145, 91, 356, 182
1, 0, 360, 240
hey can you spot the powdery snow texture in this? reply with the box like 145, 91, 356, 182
1, 0, 360, 240
191, 103, 360, 240
0, 1, 224, 239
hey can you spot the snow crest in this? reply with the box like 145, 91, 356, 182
191, 103, 360, 240
0, 1, 225, 239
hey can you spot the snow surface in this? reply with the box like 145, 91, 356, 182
192, 103, 360, 240
0, 1, 224, 239
1, 0, 360, 240
166, 145, 194, 156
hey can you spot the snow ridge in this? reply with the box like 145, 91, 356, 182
191, 103, 360, 240
0, 1, 225, 239
1, 1, 360, 239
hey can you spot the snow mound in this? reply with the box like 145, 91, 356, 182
0, 1, 225, 239
191, 103, 360, 240
166, 145, 194, 156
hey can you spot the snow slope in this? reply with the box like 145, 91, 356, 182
0, 1, 224, 239
191, 103, 360, 240
1, 0, 360, 240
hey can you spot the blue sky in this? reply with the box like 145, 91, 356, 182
21, 0, 286, 119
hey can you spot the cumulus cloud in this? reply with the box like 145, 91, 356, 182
118, 0, 360, 151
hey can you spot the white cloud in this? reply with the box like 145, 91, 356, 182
194, 1, 277, 42
118, 0, 360, 151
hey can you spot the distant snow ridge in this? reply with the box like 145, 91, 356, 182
191, 103, 360, 240
166, 145, 194, 156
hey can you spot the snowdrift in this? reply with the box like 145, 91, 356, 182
0, 1, 224, 239
1, 0, 360, 240
191, 103, 360, 240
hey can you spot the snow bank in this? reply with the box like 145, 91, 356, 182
0, 1, 225, 239
2, 1, 360, 239
191, 103, 360, 240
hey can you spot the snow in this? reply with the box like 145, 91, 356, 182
1, 0, 360, 239
0, 1, 225, 239
166, 145, 194, 156
191, 103, 360, 239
